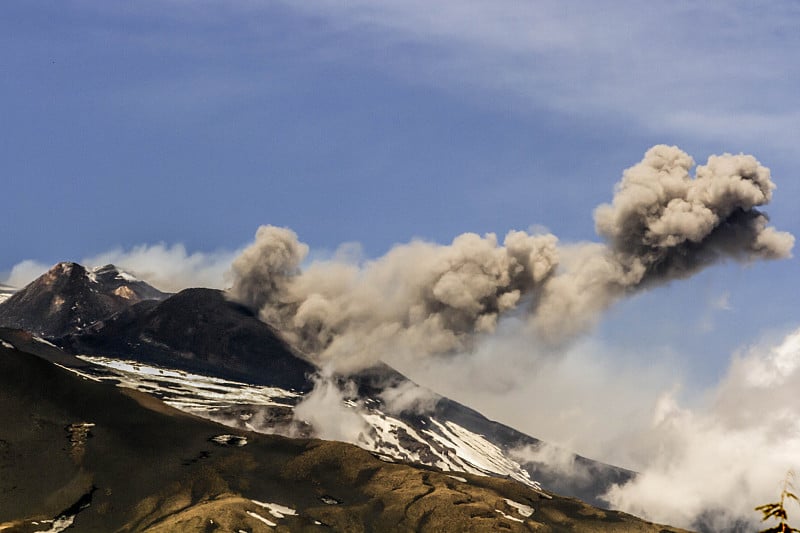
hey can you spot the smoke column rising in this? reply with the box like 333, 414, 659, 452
230, 145, 794, 371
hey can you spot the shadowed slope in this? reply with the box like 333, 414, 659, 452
61, 288, 316, 391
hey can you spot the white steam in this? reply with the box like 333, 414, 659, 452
230, 145, 793, 370
510, 442, 592, 485
378, 380, 440, 416
604, 327, 800, 529
292, 374, 370, 445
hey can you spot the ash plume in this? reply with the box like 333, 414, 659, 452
230, 227, 559, 370
230, 145, 793, 371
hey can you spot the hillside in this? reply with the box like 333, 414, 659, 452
0, 343, 688, 532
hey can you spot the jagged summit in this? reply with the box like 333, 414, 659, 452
0, 262, 167, 338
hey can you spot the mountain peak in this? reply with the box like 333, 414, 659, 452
90, 263, 140, 282
0, 261, 167, 338
42, 261, 85, 282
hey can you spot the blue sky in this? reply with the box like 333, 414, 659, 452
2, 3, 800, 514
4, 1, 798, 370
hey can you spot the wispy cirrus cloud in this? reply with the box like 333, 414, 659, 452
275, 1, 800, 148
59, 1, 800, 149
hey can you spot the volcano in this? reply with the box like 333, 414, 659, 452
0, 262, 656, 526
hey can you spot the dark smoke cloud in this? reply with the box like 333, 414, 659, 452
230, 146, 793, 371
596, 145, 791, 275
533, 145, 794, 338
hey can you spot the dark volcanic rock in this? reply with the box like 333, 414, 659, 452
62, 288, 316, 391
0, 262, 167, 338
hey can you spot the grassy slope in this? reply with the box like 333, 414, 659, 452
0, 345, 689, 532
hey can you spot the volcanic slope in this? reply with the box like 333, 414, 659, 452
61, 287, 316, 392
61, 297, 633, 506
5, 263, 633, 507
0, 262, 166, 338
0, 344, 688, 532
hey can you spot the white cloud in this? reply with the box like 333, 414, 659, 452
1, 243, 239, 293
83, 243, 238, 293
698, 290, 733, 332
604, 327, 800, 530
712, 291, 732, 312
3, 260, 50, 289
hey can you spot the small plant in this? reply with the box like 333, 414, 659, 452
756, 470, 800, 533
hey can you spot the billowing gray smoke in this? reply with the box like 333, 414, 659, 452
230, 226, 559, 370
533, 145, 794, 338
230, 145, 794, 371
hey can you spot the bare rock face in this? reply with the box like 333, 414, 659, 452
0, 262, 167, 338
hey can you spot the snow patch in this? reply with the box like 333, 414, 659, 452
246, 511, 276, 527
0, 340, 14, 350
422, 419, 539, 489
33, 336, 58, 348
447, 475, 467, 483
70, 356, 543, 492
504, 498, 534, 517
495, 509, 524, 523
115, 269, 140, 282
251, 501, 297, 519
33, 514, 75, 533
53, 363, 102, 382
75, 355, 299, 411
210, 434, 247, 447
